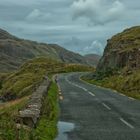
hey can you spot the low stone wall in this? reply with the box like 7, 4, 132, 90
19, 76, 50, 128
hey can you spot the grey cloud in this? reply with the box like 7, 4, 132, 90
0, 0, 140, 55
71, 0, 125, 24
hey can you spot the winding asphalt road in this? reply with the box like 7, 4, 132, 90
57, 72, 140, 140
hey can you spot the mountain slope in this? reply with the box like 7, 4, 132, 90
84, 54, 101, 66
85, 26, 140, 99
0, 28, 88, 72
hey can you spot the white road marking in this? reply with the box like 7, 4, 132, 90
57, 83, 63, 96
128, 97, 135, 100
119, 93, 136, 101
120, 94, 125, 97
88, 92, 95, 97
82, 88, 88, 91
120, 93, 135, 100
59, 95, 64, 100
80, 75, 136, 101
76, 85, 81, 88
112, 90, 118, 93
120, 118, 134, 129
79, 77, 93, 86
102, 103, 111, 110
65, 77, 89, 92
66, 79, 73, 85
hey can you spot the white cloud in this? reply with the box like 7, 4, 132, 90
83, 40, 104, 55
71, 0, 125, 24
26, 9, 51, 21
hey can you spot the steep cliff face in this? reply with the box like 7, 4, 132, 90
88, 26, 140, 99
97, 26, 140, 73
0, 28, 89, 72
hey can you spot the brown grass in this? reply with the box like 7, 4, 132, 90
0, 96, 30, 111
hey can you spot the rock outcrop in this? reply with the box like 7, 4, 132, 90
97, 26, 140, 73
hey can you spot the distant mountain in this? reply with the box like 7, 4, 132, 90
84, 54, 101, 67
0, 28, 89, 72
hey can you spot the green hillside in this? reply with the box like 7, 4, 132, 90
0, 57, 94, 100
0, 28, 89, 72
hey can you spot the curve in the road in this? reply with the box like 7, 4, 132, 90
56, 72, 140, 140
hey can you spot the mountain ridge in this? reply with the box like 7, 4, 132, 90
0, 28, 91, 72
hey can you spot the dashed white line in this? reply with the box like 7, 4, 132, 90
102, 103, 111, 110
120, 118, 134, 129
76, 85, 81, 88
65, 77, 89, 92
80, 75, 137, 101
120, 94, 125, 97
88, 92, 95, 97
82, 88, 88, 91
79, 77, 93, 86
128, 97, 135, 100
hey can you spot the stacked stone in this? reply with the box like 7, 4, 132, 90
19, 77, 50, 127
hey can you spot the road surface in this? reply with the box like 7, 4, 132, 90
56, 72, 140, 140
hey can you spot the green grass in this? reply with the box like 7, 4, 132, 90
0, 57, 94, 140
0, 57, 94, 98
32, 82, 59, 140
0, 96, 31, 140
82, 69, 140, 99
0, 82, 59, 140
0, 57, 63, 98
109, 26, 140, 51
64, 64, 94, 73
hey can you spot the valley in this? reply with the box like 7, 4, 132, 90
0, 26, 140, 140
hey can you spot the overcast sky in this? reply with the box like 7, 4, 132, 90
0, 0, 140, 55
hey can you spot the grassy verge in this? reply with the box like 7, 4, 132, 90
82, 70, 140, 100
32, 82, 59, 140
0, 82, 59, 140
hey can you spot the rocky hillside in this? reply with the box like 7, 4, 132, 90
84, 26, 140, 99
97, 26, 140, 73
84, 54, 101, 67
0, 28, 89, 72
